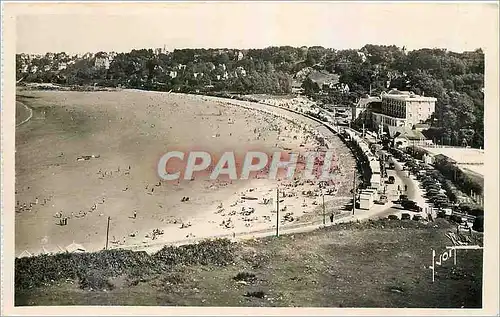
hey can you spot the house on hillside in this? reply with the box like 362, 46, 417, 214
307, 70, 340, 91
389, 126, 431, 148
94, 52, 110, 70
236, 51, 244, 61
352, 96, 381, 128
83, 52, 94, 59
235, 66, 246, 77
340, 83, 350, 93
294, 67, 313, 82
357, 51, 367, 62
291, 80, 304, 94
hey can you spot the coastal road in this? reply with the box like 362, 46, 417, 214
373, 152, 433, 220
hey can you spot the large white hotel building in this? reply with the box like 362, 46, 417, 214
371, 89, 437, 129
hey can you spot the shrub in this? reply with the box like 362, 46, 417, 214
78, 269, 115, 291
244, 291, 266, 299
233, 272, 257, 283
153, 238, 236, 266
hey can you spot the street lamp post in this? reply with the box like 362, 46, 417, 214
276, 187, 279, 237
322, 191, 326, 226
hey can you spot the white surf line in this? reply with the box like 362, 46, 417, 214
15, 102, 33, 127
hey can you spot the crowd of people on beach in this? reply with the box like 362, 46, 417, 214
17, 93, 357, 254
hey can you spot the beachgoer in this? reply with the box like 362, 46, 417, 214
330, 213, 334, 223
133, 211, 137, 219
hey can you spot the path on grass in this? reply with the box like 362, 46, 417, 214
15, 101, 33, 127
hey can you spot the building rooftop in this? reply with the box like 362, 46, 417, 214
356, 96, 381, 108
382, 89, 437, 101
424, 147, 484, 165
388, 126, 427, 140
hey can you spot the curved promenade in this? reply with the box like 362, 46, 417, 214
121, 94, 383, 254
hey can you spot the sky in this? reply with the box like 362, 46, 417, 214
14, 2, 498, 54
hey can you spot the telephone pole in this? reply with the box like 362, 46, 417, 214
352, 170, 357, 215
322, 191, 326, 225
105, 216, 111, 250
276, 187, 280, 237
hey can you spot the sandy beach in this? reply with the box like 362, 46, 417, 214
15, 89, 356, 255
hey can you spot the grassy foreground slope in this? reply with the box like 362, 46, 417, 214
15, 219, 482, 308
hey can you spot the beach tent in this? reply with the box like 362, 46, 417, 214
18, 250, 33, 258
41, 245, 65, 255
41, 246, 52, 255
66, 242, 86, 253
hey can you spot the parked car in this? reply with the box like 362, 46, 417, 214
450, 214, 464, 223
401, 200, 423, 212
426, 185, 441, 192
426, 189, 439, 195
473, 216, 484, 232
399, 194, 409, 201
401, 213, 411, 220
413, 214, 423, 221
432, 196, 448, 203
423, 179, 438, 185
375, 195, 388, 205
347, 201, 360, 210
387, 176, 395, 184
439, 207, 453, 216
388, 214, 399, 220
